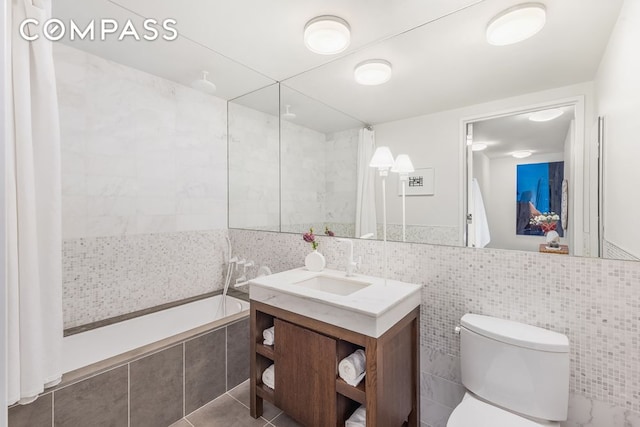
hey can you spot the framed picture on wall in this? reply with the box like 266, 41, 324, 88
398, 167, 435, 196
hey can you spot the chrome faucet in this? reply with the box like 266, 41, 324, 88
335, 238, 361, 277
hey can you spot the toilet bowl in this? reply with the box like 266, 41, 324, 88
446, 314, 570, 427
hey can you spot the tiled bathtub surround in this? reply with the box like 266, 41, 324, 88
62, 229, 229, 328
8, 317, 249, 427
229, 229, 640, 426
55, 43, 233, 328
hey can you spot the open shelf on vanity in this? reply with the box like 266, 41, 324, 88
255, 343, 274, 360
335, 377, 366, 405
249, 299, 420, 426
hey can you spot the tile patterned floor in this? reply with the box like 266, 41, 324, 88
171, 380, 303, 427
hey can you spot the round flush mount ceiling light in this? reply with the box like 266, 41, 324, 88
486, 3, 546, 46
471, 143, 488, 151
304, 16, 351, 55
354, 60, 392, 86
529, 108, 564, 122
512, 150, 533, 158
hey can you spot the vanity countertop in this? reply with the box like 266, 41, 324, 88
249, 268, 421, 337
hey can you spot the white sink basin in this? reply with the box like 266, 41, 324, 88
292, 275, 372, 296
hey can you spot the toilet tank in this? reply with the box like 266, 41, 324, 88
459, 314, 570, 421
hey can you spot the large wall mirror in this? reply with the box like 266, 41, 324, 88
228, 0, 640, 262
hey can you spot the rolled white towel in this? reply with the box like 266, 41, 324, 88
262, 364, 275, 390
345, 405, 366, 427
338, 349, 366, 387
263, 326, 275, 346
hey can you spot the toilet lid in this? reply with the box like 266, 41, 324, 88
447, 393, 559, 427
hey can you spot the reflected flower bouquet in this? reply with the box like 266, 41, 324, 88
530, 212, 560, 233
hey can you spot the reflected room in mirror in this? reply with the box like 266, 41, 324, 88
468, 105, 577, 255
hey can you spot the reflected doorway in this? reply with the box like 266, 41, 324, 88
465, 103, 581, 254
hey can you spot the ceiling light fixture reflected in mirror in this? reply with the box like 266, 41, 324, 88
304, 16, 351, 55
282, 104, 297, 119
191, 71, 217, 95
471, 143, 488, 151
512, 150, 533, 158
354, 60, 393, 86
486, 3, 546, 46
529, 108, 564, 122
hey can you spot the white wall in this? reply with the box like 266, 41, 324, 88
375, 113, 460, 229
486, 153, 565, 252
374, 82, 595, 247
56, 44, 228, 238
1, 0, 8, 419
596, 0, 640, 259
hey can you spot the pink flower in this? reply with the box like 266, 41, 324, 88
302, 228, 318, 250
324, 226, 335, 237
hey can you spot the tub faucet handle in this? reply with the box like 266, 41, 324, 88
454, 326, 461, 335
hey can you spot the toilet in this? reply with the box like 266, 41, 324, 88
447, 314, 570, 427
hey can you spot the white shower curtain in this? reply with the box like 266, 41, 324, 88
355, 128, 377, 238
6, 0, 63, 405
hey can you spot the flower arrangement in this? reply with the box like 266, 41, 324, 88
324, 226, 335, 237
303, 228, 318, 250
530, 212, 560, 233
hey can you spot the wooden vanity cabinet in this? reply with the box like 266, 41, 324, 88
250, 300, 420, 427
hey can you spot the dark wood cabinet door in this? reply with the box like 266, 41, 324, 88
274, 318, 337, 427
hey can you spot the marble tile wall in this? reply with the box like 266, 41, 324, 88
55, 44, 227, 238
228, 229, 640, 426
228, 102, 280, 232
281, 119, 327, 228
324, 128, 359, 225
228, 103, 360, 233
55, 44, 232, 327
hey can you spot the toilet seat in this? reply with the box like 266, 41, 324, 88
447, 393, 560, 427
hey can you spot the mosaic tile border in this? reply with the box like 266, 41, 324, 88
229, 229, 640, 415
62, 229, 230, 328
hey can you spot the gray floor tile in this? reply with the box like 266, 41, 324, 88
187, 394, 266, 427
270, 412, 304, 427
130, 344, 184, 427
170, 419, 193, 427
227, 380, 282, 421
8, 393, 52, 427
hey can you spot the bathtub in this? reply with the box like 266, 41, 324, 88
62, 294, 249, 374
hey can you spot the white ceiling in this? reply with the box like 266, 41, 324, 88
283, 0, 623, 124
53, 0, 623, 129
473, 106, 575, 159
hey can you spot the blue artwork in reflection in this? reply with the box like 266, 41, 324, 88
516, 161, 564, 237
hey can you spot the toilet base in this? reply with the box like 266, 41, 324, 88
447, 393, 561, 427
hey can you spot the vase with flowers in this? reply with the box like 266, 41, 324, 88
530, 212, 560, 235
303, 228, 325, 272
